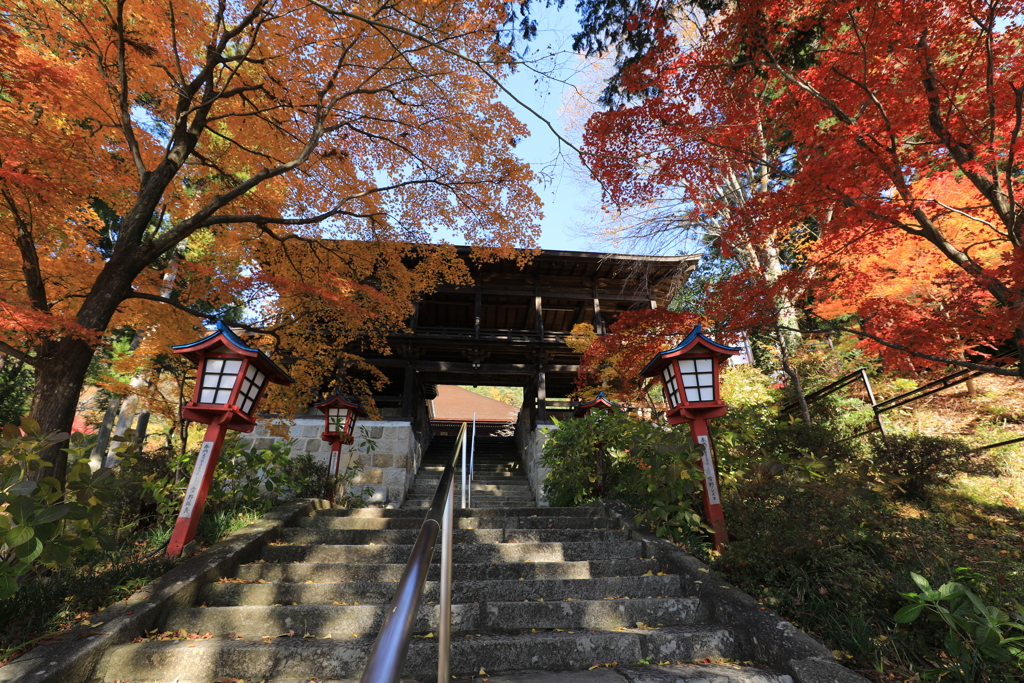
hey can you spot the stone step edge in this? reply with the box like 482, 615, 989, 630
92, 625, 748, 682
199, 575, 684, 604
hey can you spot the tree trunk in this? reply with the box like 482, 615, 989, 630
28, 337, 98, 483
777, 331, 812, 425
90, 393, 123, 469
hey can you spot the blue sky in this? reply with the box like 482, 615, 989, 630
497, 5, 608, 253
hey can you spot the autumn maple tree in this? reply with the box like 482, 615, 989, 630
0, 0, 541, 481
579, 0, 1024, 377
569, 308, 700, 408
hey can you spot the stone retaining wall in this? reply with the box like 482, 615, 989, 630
240, 417, 422, 505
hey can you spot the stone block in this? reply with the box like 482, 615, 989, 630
301, 425, 319, 438
352, 467, 383, 484
254, 437, 276, 451
372, 453, 394, 468
392, 453, 408, 470
368, 426, 384, 439
382, 468, 407, 490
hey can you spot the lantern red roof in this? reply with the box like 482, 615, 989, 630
311, 393, 368, 418
573, 391, 620, 418
173, 321, 293, 387
639, 325, 739, 378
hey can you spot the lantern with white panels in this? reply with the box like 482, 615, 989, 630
313, 393, 367, 445
641, 325, 739, 424
173, 321, 292, 431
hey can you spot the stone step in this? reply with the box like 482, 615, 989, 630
162, 597, 703, 636
404, 492, 535, 501
411, 482, 532, 492
296, 515, 622, 530
617, 664, 795, 683
313, 507, 605, 518
409, 486, 533, 495
402, 501, 533, 509
96, 625, 739, 682
235, 558, 662, 583
260, 540, 646, 564
418, 470, 521, 478
279, 527, 630, 546
421, 465, 524, 473
202, 575, 683, 606
411, 481, 532, 491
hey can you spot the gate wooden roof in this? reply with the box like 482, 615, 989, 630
361, 247, 698, 416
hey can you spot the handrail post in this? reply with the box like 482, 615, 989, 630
470, 412, 476, 484
438, 472, 454, 682
460, 423, 467, 509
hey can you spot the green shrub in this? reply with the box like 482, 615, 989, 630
540, 411, 628, 506
895, 572, 1024, 681
541, 411, 707, 542
717, 479, 896, 618
0, 419, 135, 600
869, 433, 981, 498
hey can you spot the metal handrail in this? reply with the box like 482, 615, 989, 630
469, 412, 476, 508
359, 422, 467, 683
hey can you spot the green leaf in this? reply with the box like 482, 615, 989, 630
5, 524, 34, 547
8, 480, 37, 496
7, 495, 35, 524
33, 522, 58, 542
38, 541, 71, 567
19, 417, 40, 436
14, 536, 43, 563
30, 503, 72, 525
910, 572, 932, 593
894, 603, 925, 623
0, 571, 18, 600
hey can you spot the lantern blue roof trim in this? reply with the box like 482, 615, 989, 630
577, 391, 621, 411
639, 325, 740, 376
172, 320, 292, 382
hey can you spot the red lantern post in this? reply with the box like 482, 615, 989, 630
312, 394, 367, 504
641, 325, 739, 551
167, 322, 293, 558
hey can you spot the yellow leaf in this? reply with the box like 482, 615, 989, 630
424, 632, 434, 638
968, 533, 976, 539
323, 634, 332, 639
641, 570, 653, 577
479, 669, 487, 676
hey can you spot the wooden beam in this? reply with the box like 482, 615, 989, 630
593, 286, 606, 335
433, 282, 664, 303
474, 282, 482, 339
537, 365, 548, 423
534, 285, 543, 337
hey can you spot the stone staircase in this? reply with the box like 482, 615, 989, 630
87, 439, 808, 682
93, 505, 796, 682
403, 435, 534, 508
